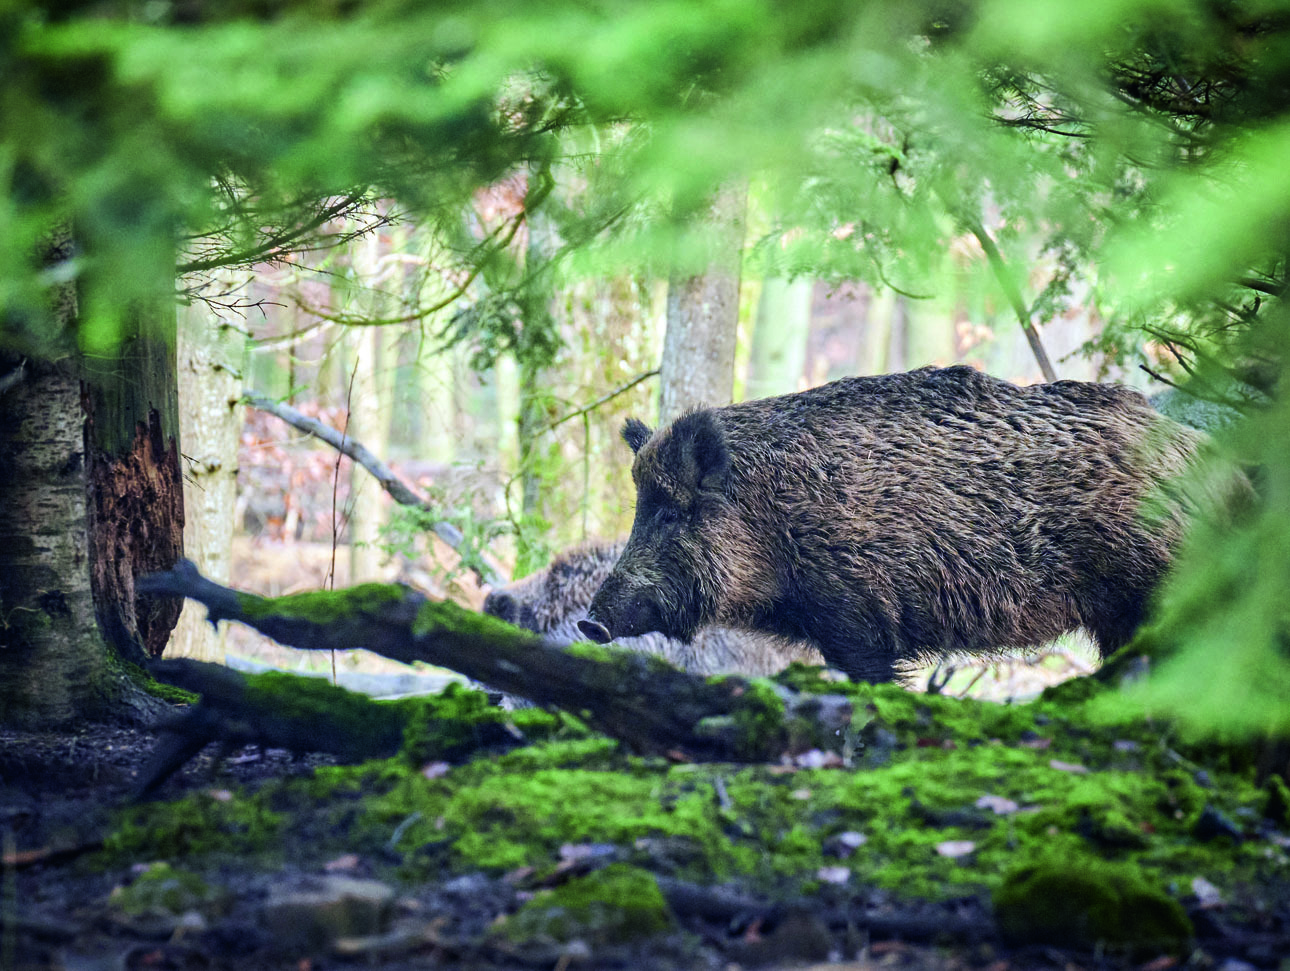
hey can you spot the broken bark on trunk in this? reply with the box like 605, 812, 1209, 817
85, 313, 186, 661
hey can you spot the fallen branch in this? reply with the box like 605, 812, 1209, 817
135, 657, 519, 797
138, 560, 853, 764
243, 391, 506, 586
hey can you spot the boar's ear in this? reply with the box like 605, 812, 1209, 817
669, 410, 730, 499
621, 418, 652, 454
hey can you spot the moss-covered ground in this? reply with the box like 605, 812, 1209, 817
100, 664, 1290, 963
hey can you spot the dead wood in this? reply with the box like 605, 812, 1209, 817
243, 391, 507, 586
138, 560, 852, 766
133, 656, 526, 797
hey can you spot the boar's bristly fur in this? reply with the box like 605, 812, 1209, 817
584, 365, 1209, 683
483, 542, 821, 676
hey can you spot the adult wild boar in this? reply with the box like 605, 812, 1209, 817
578, 365, 1205, 683
484, 541, 822, 676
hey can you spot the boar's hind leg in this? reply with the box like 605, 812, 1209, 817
1086, 597, 1149, 659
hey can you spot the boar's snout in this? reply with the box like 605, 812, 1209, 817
577, 618, 612, 643
583, 582, 670, 642
483, 590, 518, 625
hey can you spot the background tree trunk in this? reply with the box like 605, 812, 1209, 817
165, 286, 246, 660
513, 206, 559, 576
658, 182, 748, 424
746, 276, 812, 399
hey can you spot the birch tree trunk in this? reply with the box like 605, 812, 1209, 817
166, 288, 246, 660
0, 358, 108, 725
659, 182, 748, 424
0, 233, 181, 726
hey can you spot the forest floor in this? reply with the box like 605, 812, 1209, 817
3, 660, 1289, 971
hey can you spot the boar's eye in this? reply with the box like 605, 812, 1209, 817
653, 504, 678, 526
636, 487, 678, 526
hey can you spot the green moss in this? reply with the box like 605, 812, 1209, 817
143, 678, 200, 705
236, 670, 408, 759
498, 864, 673, 945
411, 599, 532, 643
994, 857, 1192, 957
1262, 774, 1290, 827
123, 660, 199, 705
398, 682, 511, 765
237, 583, 404, 623
108, 862, 227, 917
106, 791, 286, 862
1039, 673, 1104, 705
724, 677, 788, 758
99, 666, 1283, 930
563, 640, 619, 664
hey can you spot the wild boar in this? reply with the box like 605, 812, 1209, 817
483, 541, 822, 676
579, 365, 1206, 683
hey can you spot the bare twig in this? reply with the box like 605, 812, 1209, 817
542, 369, 661, 434
961, 217, 1058, 382
327, 360, 361, 592
1138, 363, 1183, 390
179, 192, 371, 274
243, 391, 506, 586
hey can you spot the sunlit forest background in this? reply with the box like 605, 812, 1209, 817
211, 197, 1125, 693
4, 0, 1289, 732
225, 213, 1116, 591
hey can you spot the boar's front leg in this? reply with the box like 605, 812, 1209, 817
769, 597, 899, 684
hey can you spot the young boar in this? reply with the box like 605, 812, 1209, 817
483, 541, 822, 676
578, 365, 1206, 683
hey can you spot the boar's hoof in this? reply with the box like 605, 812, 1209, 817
577, 618, 612, 644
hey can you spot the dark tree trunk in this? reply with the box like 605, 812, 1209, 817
84, 320, 186, 662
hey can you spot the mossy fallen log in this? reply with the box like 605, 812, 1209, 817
135, 659, 524, 797
138, 560, 853, 766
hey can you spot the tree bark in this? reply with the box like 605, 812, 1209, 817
84, 311, 186, 662
0, 360, 108, 726
0, 234, 180, 726
166, 290, 245, 660
659, 182, 748, 424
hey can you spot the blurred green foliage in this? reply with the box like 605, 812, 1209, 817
4, 0, 1290, 734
